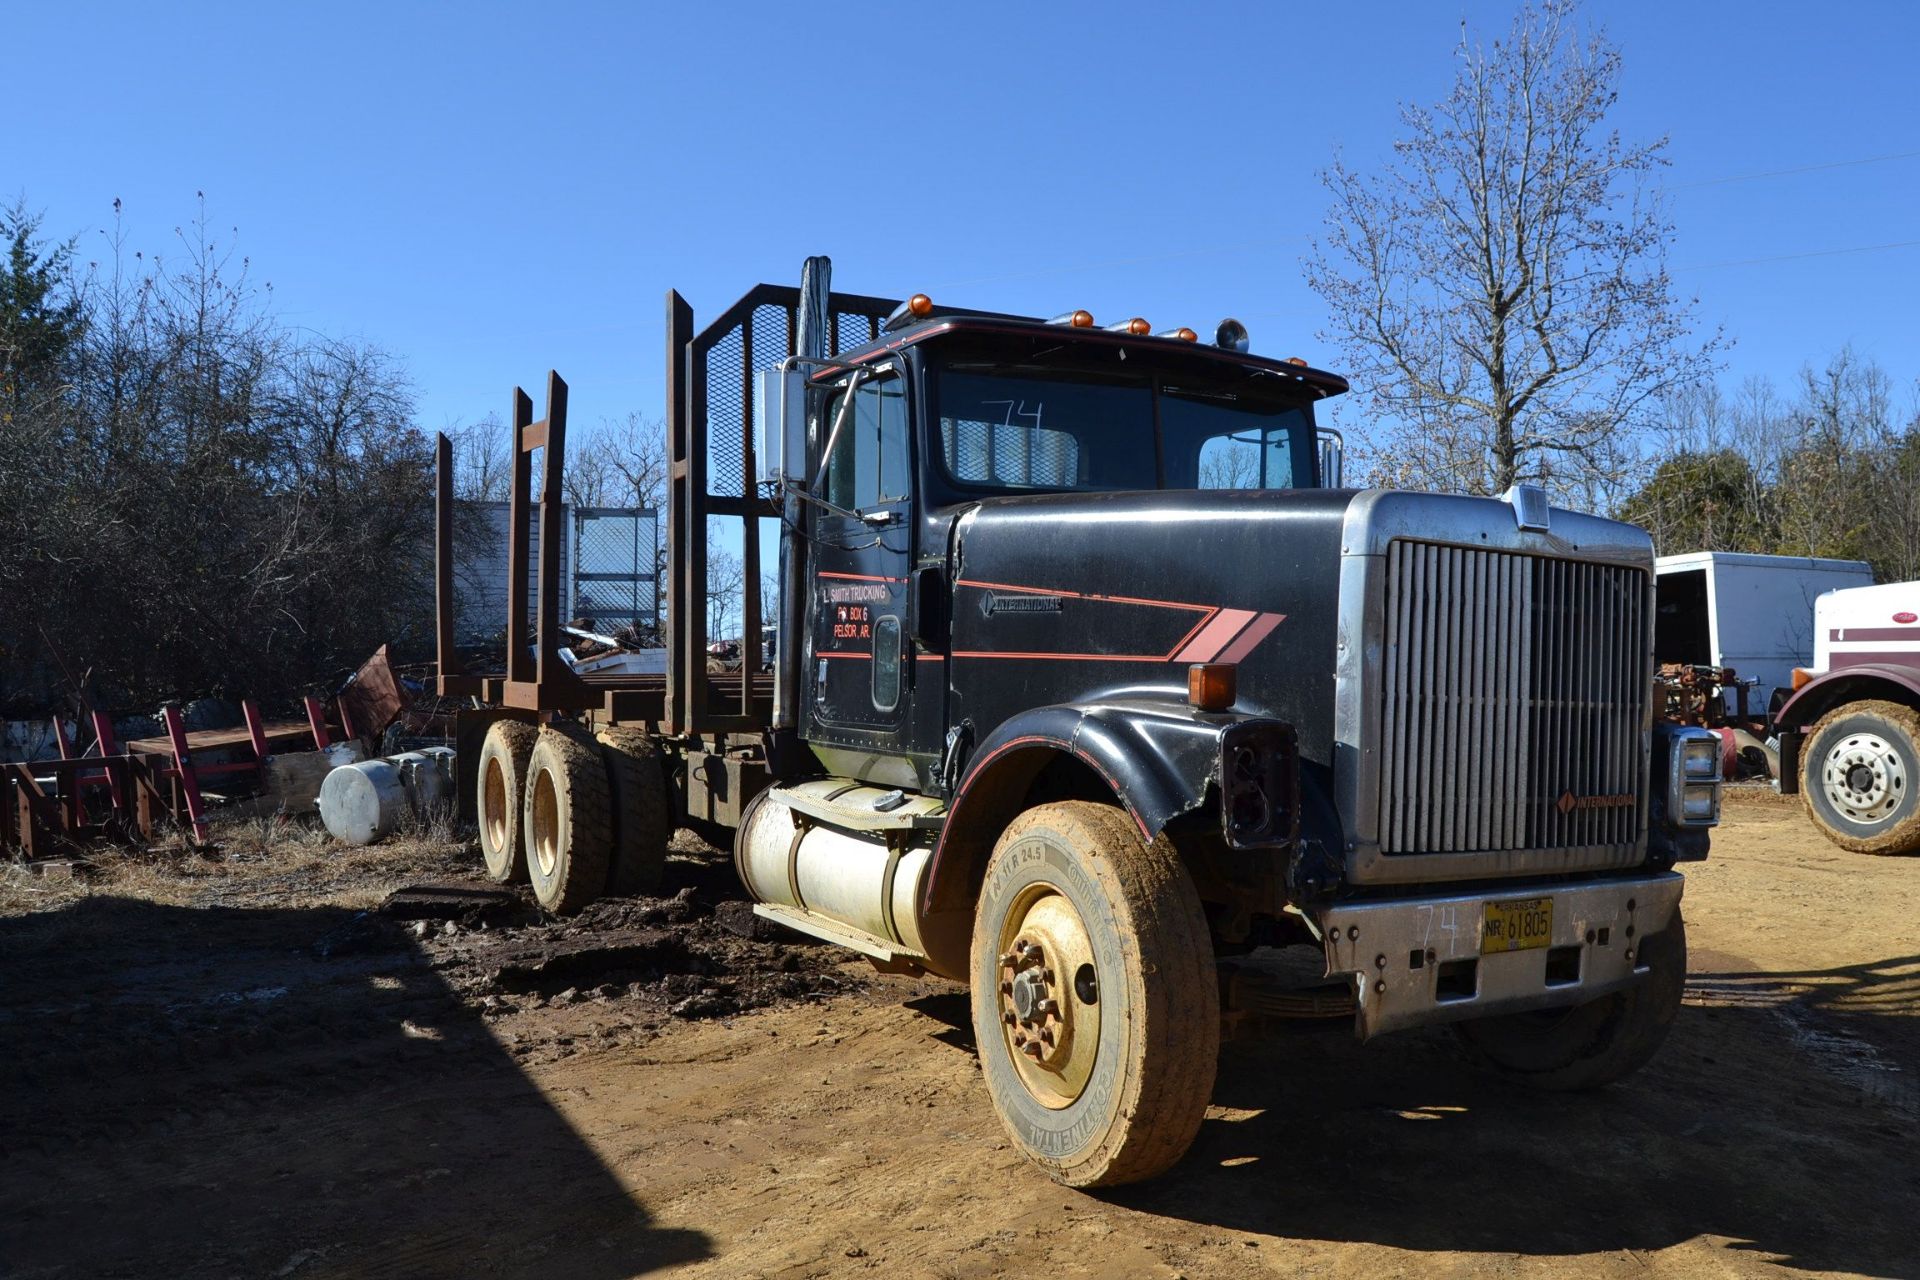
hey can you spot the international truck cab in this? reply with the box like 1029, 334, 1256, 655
441, 258, 1721, 1188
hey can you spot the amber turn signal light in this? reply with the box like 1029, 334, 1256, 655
908, 293, 934, 318
1188, 663, 1237, 711
1285, 356, 1308, 367
1791, 667, 1814, 690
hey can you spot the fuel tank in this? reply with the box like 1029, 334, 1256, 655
946, 487, 1357, 770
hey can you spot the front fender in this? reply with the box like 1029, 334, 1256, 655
1773, 663, 1920, 794
912, 698, 1297, 978
959, 698, 1235, 840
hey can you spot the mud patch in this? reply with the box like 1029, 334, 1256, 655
404, 865, 864, 1023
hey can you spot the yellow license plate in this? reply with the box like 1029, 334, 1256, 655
1482, 898, 1554, 954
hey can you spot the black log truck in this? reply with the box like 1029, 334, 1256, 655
436, 258, 1722, 1188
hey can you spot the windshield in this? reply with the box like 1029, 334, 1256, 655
933, 364, 1315, 494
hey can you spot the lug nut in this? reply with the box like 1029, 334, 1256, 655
1036, 999, 1059, 1017
1003, 1012, 1016, 1026
999, 981, 1012, 995
1013, 1032, 1026, 1045
1042, 969, 1056, 984
1021, 1042, 1044, 1059
997, 951, 1018, 967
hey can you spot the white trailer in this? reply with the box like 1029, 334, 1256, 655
1653, 552, 1874, 709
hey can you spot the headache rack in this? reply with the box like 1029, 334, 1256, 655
433, 276, 896, 741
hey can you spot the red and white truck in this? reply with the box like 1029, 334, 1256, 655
1773, 580, 1920, 855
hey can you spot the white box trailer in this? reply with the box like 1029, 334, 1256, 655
1653, 552, 1874, 709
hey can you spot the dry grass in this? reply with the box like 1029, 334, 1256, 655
0, 807, 477, 918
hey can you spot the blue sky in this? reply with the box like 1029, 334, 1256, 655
11, 1, 1920, 440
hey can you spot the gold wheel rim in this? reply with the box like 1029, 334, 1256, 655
995, 882, 1101, 1110
483, 758, 508, 854
531, 769, 560, 878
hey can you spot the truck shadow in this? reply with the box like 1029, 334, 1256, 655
0, 895, 712, 1279
1108, 952, 1920, 1274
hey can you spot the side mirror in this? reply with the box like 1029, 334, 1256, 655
755, 366, 809, 485
1316, 427, 1345, 488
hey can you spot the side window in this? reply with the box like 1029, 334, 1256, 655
871, 615, 902, 711
823, 371, 909, 513
1196, 428, 1295, 490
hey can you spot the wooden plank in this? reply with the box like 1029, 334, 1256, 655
125, 721, 316, 756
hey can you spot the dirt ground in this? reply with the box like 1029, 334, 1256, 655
4, 793, 1917, 1280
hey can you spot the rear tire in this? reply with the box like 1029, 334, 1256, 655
1455, 912, 1687, 1091
596, 728, 671, 896
523, 727, 612, 915
1800, 701, 1920, 855
969, 801, 1218, 1188
477, 720, 538, 884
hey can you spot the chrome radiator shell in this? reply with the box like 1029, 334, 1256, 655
1332, 491, 1656, 884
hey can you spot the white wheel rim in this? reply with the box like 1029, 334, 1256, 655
1822, 732, 1907, 824
531, 770, 560, 877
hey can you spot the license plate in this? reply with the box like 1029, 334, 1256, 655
1482, 897, 1554, 954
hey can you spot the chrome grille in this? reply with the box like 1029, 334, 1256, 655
1379, 541, 1649, 855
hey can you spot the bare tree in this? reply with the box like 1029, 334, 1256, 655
1305, 0, 1718, 501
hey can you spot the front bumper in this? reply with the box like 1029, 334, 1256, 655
1317, 871, 1684, 1039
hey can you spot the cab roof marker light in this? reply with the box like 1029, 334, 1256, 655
881, 292, 936, 332
1155, 326, 1198, 341
1104, 317, 1152, 335
1285, 356, 1309, 367
1048, 309, 1096, 328
1215, 318, 1250, 353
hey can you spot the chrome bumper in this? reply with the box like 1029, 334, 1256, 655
1317, 872, 1684, 1039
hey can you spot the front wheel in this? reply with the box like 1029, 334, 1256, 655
969, 801, 1218, 1188
1801, 701, 1920, 855
1455, 912, 1687, 1091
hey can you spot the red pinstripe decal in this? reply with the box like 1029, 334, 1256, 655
1216, 612, 1286, 664
819, 651, 872, 659
1172, 608, 1258, 663
818, 571, 905, 584
955, 578, 1214, 614
951, 651, 1173, 663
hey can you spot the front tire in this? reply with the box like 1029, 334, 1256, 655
969, 801, 1218, 1188
1455, 912, 1687, 1091
1801, 701, 1920, 855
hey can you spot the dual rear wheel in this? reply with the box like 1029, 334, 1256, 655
475, 719, 672, 914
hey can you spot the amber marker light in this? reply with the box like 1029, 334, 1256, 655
1128, 317, 1151, 335
1155, 326, 1198, 341
1050, 309, 1096, 327
1285, 356, 1309, 367
908, 293, 934, 318
1188, 663, 1238, 711
1791, 667, 1814, 690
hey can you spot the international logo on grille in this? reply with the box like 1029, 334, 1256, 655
1556, 790, 1636, 815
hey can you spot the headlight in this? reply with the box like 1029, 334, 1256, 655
1681, 736, 1721, 779
1681, 783, 1719, 823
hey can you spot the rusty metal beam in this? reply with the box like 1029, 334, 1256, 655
507, 386, 535, 684
435, 431, 457, 696
535, 372, 568, 691
666, 290, 696, 735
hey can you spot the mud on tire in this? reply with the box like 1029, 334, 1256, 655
477, 720, 539, 884
1800, 701, 1920, 856
1454, 912, 1687, 1091
523, 726, 613, 915
596, 727, 672, 895
969, 801, 1218, 1188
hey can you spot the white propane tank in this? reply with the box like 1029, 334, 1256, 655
317, 746, 457, 846
735, 784, 935, 956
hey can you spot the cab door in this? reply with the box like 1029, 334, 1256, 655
806, 364, 916, 747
